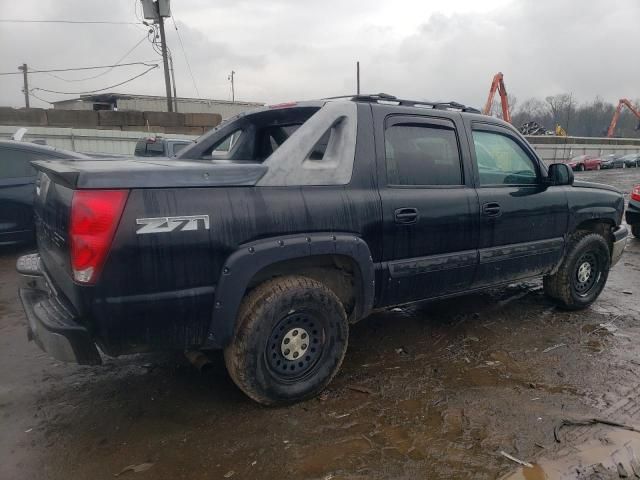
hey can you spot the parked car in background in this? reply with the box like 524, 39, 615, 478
134, 136, 193, 158
0, 140, 89, 246
567, 155, 602, 171
600, 154, 626, 169
621, 153, 640, 168
628, 184, 640, 238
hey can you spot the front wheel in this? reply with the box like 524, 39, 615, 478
224, 275, 349, 405
633, 225, 640, 238
578, 164, 585, 172
543, 231, 611, 310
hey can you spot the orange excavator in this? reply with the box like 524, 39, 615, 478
483, 72, 511, 123
607, 98, 640, 137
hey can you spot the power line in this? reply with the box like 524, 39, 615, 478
28, 90, 54, 105
41, 35, 150, 83
172, 17, 200, 98
0, 61, 159, 76
0, 19, 139, 25
32, 65, 159, 95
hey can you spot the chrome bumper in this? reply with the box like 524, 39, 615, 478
611, 225, 629, 267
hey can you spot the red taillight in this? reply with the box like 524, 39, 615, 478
632, 185, 640, 202
70, 190, 128, 284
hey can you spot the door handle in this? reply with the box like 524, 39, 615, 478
482, 202, 501, 217
394, 207, 418, 224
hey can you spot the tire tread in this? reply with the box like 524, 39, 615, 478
543, 230, 610, 310
225, 275, 348, 405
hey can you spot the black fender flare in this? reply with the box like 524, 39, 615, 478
569, 208, 618, 233
206, 232, 375, 347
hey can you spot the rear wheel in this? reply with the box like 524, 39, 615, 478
633, 225, 640, 238
578, 164, 585, 172
543, 231, 611, 310
224, 275, 349, 405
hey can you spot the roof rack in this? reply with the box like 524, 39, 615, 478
345, 93, 481, 113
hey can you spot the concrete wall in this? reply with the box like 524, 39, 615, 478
0, 126, 197, 155
0, 107, 221, 135
526, 136, 640, 164
3, 123, 640, 161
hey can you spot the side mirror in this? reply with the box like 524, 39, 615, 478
547, 163, 574, 186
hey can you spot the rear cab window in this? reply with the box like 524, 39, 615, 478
181, 101, 358, 186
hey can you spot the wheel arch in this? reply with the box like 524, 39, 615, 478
207, 232, 375, 348
572, 218, 616, 249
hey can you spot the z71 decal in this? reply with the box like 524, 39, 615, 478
136, 215, 210, 235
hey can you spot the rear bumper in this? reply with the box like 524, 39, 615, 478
17, 254, 101, 365
611, 225, 629, 267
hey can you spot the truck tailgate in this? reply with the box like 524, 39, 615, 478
32, 171, 77, 305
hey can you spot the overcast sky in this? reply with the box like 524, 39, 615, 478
0, 0, 637, 109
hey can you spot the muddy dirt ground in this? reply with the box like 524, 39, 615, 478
1, 169, 639, 480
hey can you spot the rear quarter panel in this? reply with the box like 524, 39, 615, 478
91, 183, 381, 354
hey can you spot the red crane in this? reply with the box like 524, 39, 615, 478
483, 72, 511, 124
607, 98, 640, 137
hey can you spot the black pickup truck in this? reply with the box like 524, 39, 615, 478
17, 94, 628, 405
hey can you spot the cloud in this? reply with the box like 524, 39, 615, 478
0, 0, 637, 109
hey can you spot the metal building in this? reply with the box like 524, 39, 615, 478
52, 93, 264, 119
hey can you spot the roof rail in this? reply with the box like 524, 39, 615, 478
333, 93, 481, 113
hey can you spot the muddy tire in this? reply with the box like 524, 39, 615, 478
633, 225, 640, 239
543, 231, 611, 310
224, 275, 348, 406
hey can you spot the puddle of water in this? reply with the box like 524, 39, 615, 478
522, 463, 547, 480
502, 428, 640, 479
294, 437, 372, 477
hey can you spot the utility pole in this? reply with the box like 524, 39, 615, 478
356, 61, 360, 95
228, 70, 235, 102
18, 64, 29, 108
155, 2, 173, 112
169, 53, 178, 112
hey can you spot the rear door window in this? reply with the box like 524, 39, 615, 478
384, 122, 463, 186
